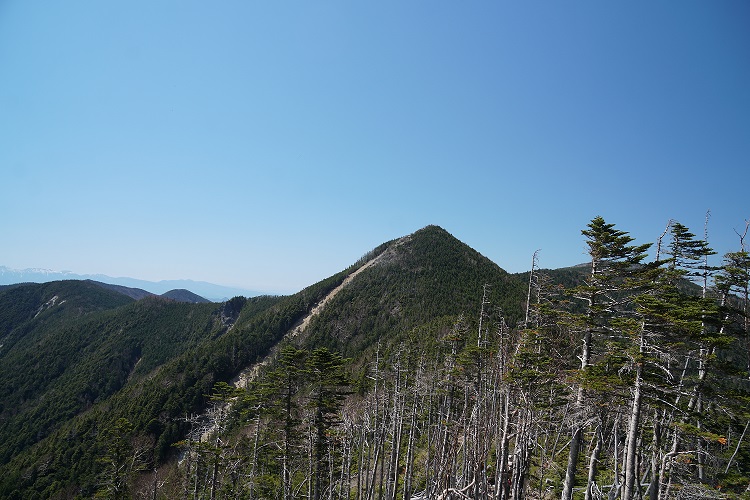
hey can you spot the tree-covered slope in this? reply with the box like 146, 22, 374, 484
4, 223, 746, 499
0, 258, 369, 497
0, 290, 226, 465
184, 221, 748, 500
0, 225, 526, 498
0, 280, 134, 341
160, 289, 211, 303
0, 280, 137, 441
303, 225, 528, 356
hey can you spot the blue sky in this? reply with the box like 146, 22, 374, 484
1, 1, 748, 294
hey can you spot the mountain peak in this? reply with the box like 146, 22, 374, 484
161, 289, 210, 303
415, 223, 450, 233
303, 224, 518, 355
383, 224, 505, 274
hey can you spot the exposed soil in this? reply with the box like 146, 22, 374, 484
230, 236, 408, 388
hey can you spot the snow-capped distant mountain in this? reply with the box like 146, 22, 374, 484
0, 266, 263, 302
4, 267, 77, 278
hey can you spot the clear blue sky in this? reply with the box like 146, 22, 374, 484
1, 1, 748, 294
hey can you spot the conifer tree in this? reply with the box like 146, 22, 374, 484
561, 217, 651, 500
270, 344, 308, 500
627, 222, 723, 498
306, 347, 350, 500
96, 418, 147, 500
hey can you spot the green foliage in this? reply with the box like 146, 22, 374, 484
2, 223, 750, 498
0, 295, 222, 469
0, 253, 362, 497
303, 225, 527, 356
94, 418, 147, 499
0, 280, 134, 340
305, 347, 350, 500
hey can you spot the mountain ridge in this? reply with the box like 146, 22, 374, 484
0, 266, 262, 301
4, 224, 743, 498
3, 224, 511, 496
161, 288, 211, 303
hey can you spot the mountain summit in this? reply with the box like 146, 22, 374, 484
300, 224, 525, 355
0, 225, 530, 497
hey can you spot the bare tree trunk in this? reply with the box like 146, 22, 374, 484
386, 359, 404, 500
622, 360, 643, 500
367, 346, 382, 500
249, 415, 261, 500
377, 415, 387, 500
329, 445, 336, 500
584, 425, 603, 500
184, 442, 192, 500
511, 407, 532, 500
562, 425, 582, 500
356, 421, 366, 500
524, 251, 540, 328
210, 447, 219, 500
338, 421, 353, 500
461, 387, 471, 491
725, 420, 750, 473
606, 415, 621, 500
425, 374, 437, 499
658, 427, 680, 500
402, 386, 419, 500
646, 413, 660, 500
563, 320, 593, 500
362, 417, 372, 500
152, 468, 159, 500
496, 390, 511, 500
308, 421, 315, 500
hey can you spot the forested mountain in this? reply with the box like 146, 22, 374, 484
160, 289, 211, 304
85, 281, 155, 301
300, 226, 527, 356
0, 267, 259, 302
0, 223, 748, 499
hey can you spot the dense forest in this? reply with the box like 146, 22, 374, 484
0, 222, 748, 499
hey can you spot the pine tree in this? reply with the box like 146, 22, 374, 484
561, 216, 651, 500
269, 344, 308, 500
306, 347, 350, 500
96, 418, 148, 499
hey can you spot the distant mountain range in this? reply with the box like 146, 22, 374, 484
81, 281, 210, 303
0, 266, 262, 302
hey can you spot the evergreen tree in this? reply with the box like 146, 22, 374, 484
95, 418, 147, 500
279, 345, 308, 500
306, 347, 350, 500
561, 216, 651, 500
